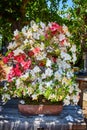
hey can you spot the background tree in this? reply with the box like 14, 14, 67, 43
60, 0, 87, 68
0, 0, 65, 52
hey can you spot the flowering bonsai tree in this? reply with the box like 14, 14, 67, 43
1, 21, 80, 105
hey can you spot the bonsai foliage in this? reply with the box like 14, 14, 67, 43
1, 21, 80, 105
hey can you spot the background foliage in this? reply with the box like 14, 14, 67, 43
61, 0, 87, 68
0, 0, 63, 45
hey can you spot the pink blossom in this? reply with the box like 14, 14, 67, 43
52, 57, 57, 63
60, 39, 67, 46
32, 47, 40, 55
14, 34, 19, 40
45, 33, 49, 39
49, 22, 63, 35
21, 60, 31, 70
7, 64, 22, 81
7, 68, 15, 82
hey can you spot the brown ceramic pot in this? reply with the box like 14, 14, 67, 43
18, 104, 63, 115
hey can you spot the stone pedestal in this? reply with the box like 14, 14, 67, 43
0, 99, 86, 130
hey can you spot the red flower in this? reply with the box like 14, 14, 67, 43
21, 60, 31, 70
28, 51, 34, 57
8, 64, 22, 81
14, 54, 26, 63
3, 57, 9, 64
3, 51, 14, 64
8, 51, 14, 58
14, 64, 22, 76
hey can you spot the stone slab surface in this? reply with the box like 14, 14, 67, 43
0, 98, 86, 130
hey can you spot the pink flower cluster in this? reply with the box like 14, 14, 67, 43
49, 22, 63, 35
3, 52, 32, 81
45, 22, 67, 46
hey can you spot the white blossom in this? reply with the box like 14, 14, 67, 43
30, 21, 38, 31
64, 95, 71, 105
41, 73, 46, 79
39, 84, 43, 92
46, 58, 52, 67
36, 52, 47, 60
20, 72, 29, 80
58, 34, 65, 41
33, 32, 40, 40
40, 21, 46, 29
71, 95, 79, 105
32, 94, 38, 100
19, 100, 25, 104
13, 48, 24, 56
23, 39, 29, 44
68, 85, 74, 94
7, 41, 17, 50
13, 29, 19, 36
72, 53, 77, 63
70, 45, 77, 52
40, 42, 45, 51
54, 71, 62, 81
67, 71, 74, 78
62, 25, 71, 37
2, 94, 10, 102
27, 30, 33, 38
21, 26, 28, 34
16, 79, 21, 86
61, 51, 71, 61
45, 81, 53, 87
57, 59, 71, 69
63, 41, 70, 46
33, 66, 41, 73
30, 70, 36, 79
45, 68, 53, 77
